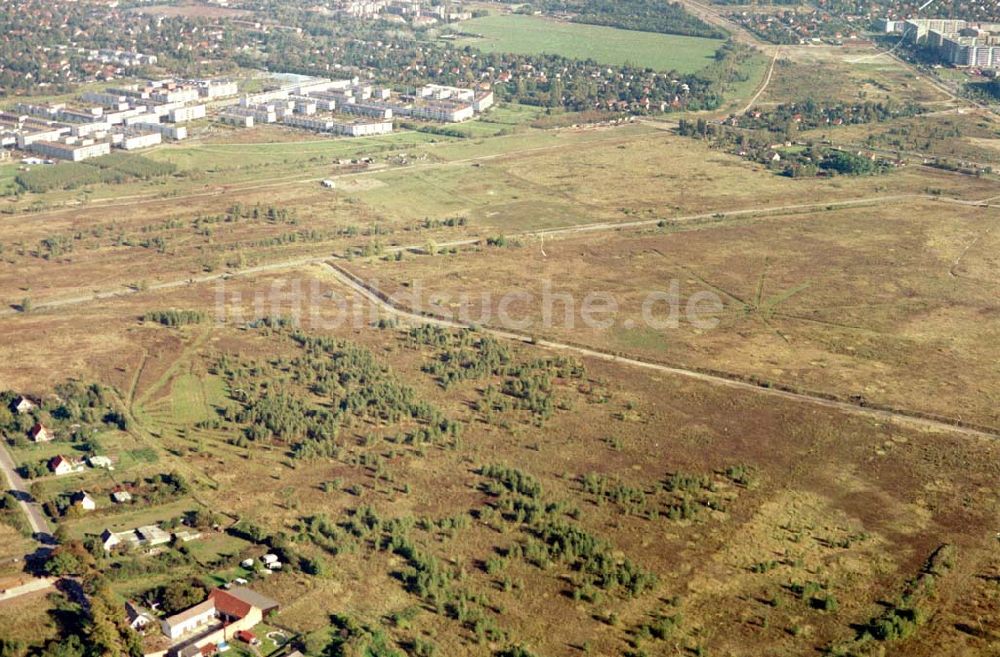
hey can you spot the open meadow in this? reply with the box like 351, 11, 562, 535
449, 14, 724, 73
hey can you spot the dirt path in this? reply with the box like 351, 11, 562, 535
322, 261, 1000, 441
739, 46, 781, 115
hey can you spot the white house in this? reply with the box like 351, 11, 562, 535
49, 455, 74, 475
125, 601, 155, 631
72, 491, 96, 511
111, 490, 132, 504
261, 554, 279, 567
101, 529, 123, 552
13, 396, 36, 414
30, 422, 53, 443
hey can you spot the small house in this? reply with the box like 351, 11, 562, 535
241, 558, 254, 568
261, 553, 279, 566
124, 601, 154, 630
111, 490, 132, 504
13, 396, 36, 414
30, 423, 53, 443
49, 455, 73, 475
101, 529, 122, 552
72, 491, 96, 511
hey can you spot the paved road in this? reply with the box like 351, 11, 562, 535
0, 441, 53, 543
323, 261, 1000, 442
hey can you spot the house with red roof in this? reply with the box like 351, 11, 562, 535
49, 455, 74, 475
29, 422, 53, 443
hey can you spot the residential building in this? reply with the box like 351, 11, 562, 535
134, 122, 188, 140
13, 396, 36, 414
29, 139, 111, 162
168, 105, 207, 123
29, 422, 53, 442
49, 455, 75, 475
72, 491, 97, 511
145, 586, 279, 651
218, 112, 254, 128
119, 131, 162, 150
474, 91, 495, 113
161, 599, 218, 641
125, 601, 155, 631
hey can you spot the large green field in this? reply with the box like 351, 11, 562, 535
449, 14, 723, 73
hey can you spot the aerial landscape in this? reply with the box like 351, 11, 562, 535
0, 1, 998, 656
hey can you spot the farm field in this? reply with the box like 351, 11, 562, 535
450, 14, 724, 73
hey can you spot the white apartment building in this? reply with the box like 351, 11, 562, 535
168, 104, 207, 123
29, 139, 111, 161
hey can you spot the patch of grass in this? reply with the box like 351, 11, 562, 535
450, 14, 723, 73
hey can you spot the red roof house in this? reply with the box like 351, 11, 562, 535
29, 422, 53, 443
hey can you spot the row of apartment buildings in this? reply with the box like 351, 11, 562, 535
880, 18, 1000, 68
218, 77, 493, 138
1, 77, 238, 161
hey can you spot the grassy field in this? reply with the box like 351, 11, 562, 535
449, 14, 723, 73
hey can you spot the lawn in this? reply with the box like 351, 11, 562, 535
449, 14, 723, 73
0, 163, 20, 197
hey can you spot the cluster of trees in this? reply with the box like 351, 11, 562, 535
30, 537, 145, 657
508, 0, 726, 39
314, 614, 407, 657
411, 328, 585, 426
581, 472, 647, 515
412, 327, 514, 389
530, 520, 658, 596
478, 464, 658, 598
214, 328, 456, 459
822, 0, 995, 21
142, 309, 207, 327
14, 155, 176, 194
679, 118, 890, 177
0, 491, 30, 536
730, 99, 924, 133
88, 153, 177, 180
